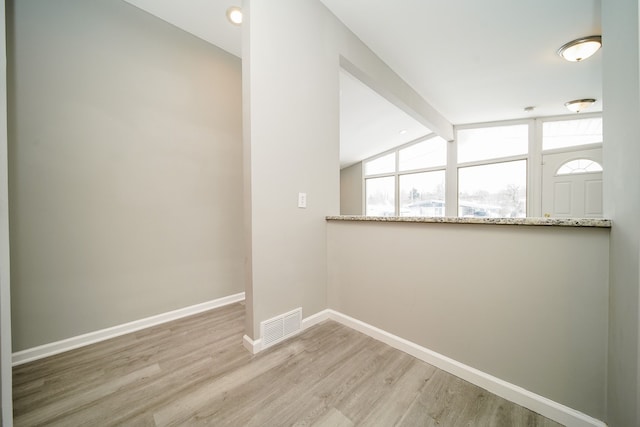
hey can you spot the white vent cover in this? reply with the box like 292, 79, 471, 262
260, 307, 302, 349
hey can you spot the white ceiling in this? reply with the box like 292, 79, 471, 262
123, 0, 242, 56
123, 0, 602, 167
340, 70, 432, 168
321, 0, 602, 125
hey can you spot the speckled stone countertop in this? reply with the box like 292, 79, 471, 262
326, 216, 612, 228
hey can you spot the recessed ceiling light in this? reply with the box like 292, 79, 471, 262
565, 98, 596, 113
226, 6, 243, 26
557, 36, 602, 62
399, 129, 408, 135
524, 106, 535, 113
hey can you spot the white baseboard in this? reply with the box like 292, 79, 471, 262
301, 308, 330, 329
324, 309, 606, 427
243, 334, 262, 354
14, 299, 605, 427
12, 292, 245, 366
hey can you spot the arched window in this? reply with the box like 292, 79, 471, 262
556, 159, 603, 175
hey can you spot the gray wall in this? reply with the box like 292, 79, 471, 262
340, 163, 362, 215
8, 0, 244, 351
327, 221, 609, 419
0, 0, 10, 421
602, 0, 640, 425
242, 0, 450, 338
243, 0, 339, 337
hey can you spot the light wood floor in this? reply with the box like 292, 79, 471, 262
13, 302, 563, 426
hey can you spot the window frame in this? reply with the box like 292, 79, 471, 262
398, 169, 446, 217
556, 158, 603, 176
457, 158, 528, 218
363, 134, 447, 217
454, 119, 530, 217
360, 113, 603, 218
540, 115, 603, 152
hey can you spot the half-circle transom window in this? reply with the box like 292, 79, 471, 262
556, 159, 603, 175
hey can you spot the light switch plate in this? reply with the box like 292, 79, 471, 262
298, 192, 307, 208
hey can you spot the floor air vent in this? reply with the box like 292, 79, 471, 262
260, 308, 302, 349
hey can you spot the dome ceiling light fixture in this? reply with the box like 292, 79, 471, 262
557, 35, 602, 62
565, 98, 596, 113
226, 6, 243, 26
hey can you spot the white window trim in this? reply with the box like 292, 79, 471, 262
361, 114, 603, 218
529, 119, 542, 216
455, 119, 531, 217
556, 158, 603, 175
362, 134, 447, 217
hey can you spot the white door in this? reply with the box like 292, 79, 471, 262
541, 148, 603, 218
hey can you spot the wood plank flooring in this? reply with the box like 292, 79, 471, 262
13, 302, 563, 426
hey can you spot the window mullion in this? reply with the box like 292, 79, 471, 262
445, 136, 457, 217
395, 153, 400, 216
457, 154, 528, 169
529, 119, 542, 217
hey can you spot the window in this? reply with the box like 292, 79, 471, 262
399, 137, 447, 171
400, 171, 445, 217
457, 124, 528, 163
556, 159, 603, 175
358, 114, 602, 218
365, 176, 395, 216
456, 123, 528, 217
458, 160, 526, 218
364, 136, 446, 217
364, 152, 395, 175
543, 117, 602, 151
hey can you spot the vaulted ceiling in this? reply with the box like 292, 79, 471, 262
320, 0, 602, 125
123, 0, 602, 166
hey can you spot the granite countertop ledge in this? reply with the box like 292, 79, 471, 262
326, 215, 612, 228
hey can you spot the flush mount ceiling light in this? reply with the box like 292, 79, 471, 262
226, 6, 243, 26
565, 98, 596, 113
557, 35, 602, 62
